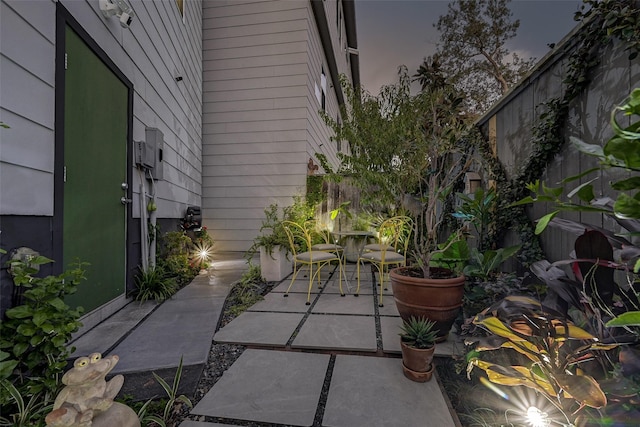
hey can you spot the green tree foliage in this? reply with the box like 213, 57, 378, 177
431, 0, 536, 113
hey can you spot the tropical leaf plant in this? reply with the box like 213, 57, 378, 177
463, 245, 521, 281
467, 296, 620, 422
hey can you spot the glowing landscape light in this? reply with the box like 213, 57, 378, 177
526, 406, 550, 427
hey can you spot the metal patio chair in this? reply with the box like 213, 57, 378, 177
356, 215, 413, 306
282, 221, 343, 304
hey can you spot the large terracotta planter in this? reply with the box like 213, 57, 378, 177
390, 266, 465, 342
400, 341, 435, 382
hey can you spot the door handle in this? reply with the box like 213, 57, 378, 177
121, 197, 133, 205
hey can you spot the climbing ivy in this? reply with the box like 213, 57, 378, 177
476, 0, 640, 266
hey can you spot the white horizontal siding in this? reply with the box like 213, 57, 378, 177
201, 0, 353, 252
0, 0, 203, 219
203, 18, 307, 39
203, 40, 307, 60
204, 52, 307, 71
203, 118, 308, 134
0, 163, 53, 215
204, 85, 305, 102
0, 110, 54, 173
204, 96, 307, 113
0, 0, 56, 215
204, 63, 307, 82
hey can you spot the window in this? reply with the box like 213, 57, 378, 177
337, 0, 342, 44
337, 113, 342, 152
321, 67, 327, 111
175, 0, 184, 16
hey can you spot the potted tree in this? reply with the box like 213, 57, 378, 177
321, 66, 474, 340
399, 316, 438, 382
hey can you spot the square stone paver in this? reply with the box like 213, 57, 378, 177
321, 277, 352, 295
433, 333, 466, 358
247, 292, 313, 312
312, 293, 375, 315
350, 278, 375, 295
377, 299, 399, 316
292, 314, 377, 352
271, 278, 323, 294
192, 349, 330, 426
214, 312, 303, 346
323, 355, 456, 427
380, 316, 403, 354
179, 422, 232, 427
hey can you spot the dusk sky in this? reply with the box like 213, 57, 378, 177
355, 0, 584, 94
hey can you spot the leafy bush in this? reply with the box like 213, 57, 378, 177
246, 197, 317, 261
463, 245, 521, 281
157, 231, 198, 287
0, 256, 86, 417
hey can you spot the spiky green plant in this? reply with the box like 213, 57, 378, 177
399, 316, 438, 349
133, 266, 177, 303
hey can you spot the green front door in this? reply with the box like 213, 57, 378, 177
63, 26, 128, 312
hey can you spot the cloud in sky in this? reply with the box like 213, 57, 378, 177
355, 0, 584, 95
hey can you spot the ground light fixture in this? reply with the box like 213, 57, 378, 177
194, 241, 212, 273
526, 406, 550, 427
478, 377, 571, 427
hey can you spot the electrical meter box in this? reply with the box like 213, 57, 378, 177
134, 127, 164, 180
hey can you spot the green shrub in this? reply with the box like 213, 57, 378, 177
133, 266, 177, 303
157, 231, 198, 287
0, 256, 85, 405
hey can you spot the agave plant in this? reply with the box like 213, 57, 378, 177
467, 296, 620, 423
399, 316, 438, 349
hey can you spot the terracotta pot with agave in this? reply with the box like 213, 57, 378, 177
399, 316, 438, 382
321, 65, 474, 342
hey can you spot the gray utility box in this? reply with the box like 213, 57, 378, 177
135, 127, 164, 180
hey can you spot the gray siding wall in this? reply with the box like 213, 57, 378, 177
478, 29, 640, 265
0, 0, 203, 220
1, 0, 57, 215
202, 0, 353, 252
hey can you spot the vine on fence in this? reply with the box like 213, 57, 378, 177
476, 0, 640, 265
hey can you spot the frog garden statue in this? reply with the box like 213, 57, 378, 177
45, 352, 140, 427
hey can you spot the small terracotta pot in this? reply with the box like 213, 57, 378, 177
400, 341, 435, 382
402, 360, 435, 382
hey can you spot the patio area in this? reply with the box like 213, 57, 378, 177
182, 261, 463, 426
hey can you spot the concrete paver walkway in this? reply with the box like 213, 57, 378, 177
183, 263, 462, 426
68, 255, 462, 426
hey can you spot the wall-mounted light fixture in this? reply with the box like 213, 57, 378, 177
99, 0, 135, 28
465, 172, 482, 194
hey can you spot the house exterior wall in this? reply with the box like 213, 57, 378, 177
0, 0, 203, 321
201, 0, 358, 253
477, 23, 640, 266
